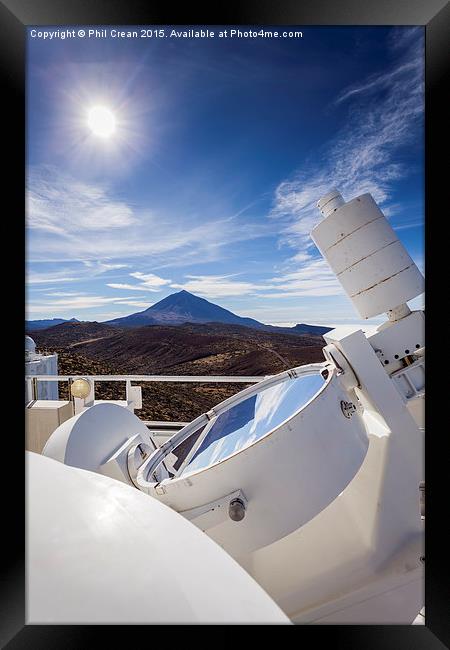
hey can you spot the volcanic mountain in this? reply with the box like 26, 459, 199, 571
105, 290, 331, 335
106, 290, 267, 329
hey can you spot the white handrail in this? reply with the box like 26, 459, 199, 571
24, 374, 267, 383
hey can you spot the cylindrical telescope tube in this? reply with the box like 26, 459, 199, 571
311, 191, 424, 319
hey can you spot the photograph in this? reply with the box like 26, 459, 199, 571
23, 23, 427, 626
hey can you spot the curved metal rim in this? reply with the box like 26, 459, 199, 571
138, 362, 333, 488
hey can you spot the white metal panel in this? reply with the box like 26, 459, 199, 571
127, 383, 142, 410
319, 217, 398, 275
295, 569, 423, 624
368, 310, 424, 367
352, 265, 424, 319
312, 191, 424, 318
314, 193, 382, 249
317, 188, 346, 217
42, 402, 153, 471
337, 240, 414, 297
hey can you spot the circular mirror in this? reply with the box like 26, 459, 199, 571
166, 371, 326, 479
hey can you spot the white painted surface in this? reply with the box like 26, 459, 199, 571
366, 310, 424, 372
139, 368, 369, 558
42, 402, 152, 473
26, 452, 290, 624
312, 192, 424, 318
317, 188, 345, 216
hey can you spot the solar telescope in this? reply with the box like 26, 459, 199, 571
42, 190, 425, 623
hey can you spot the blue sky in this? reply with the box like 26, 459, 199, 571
26, 26, 424, 327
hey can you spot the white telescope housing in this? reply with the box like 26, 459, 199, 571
135, 364, 369, 557
312, 190, 424, 319
42, 402, 156, 486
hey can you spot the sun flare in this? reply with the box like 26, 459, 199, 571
87, 105, 116, 138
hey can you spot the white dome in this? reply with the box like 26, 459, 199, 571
26, 452, 290, 624
43, 402, 152, 471
25, 335, 36, 354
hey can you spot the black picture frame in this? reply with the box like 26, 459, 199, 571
1, 0, 448, 647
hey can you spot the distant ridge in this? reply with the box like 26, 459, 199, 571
104, 290, 331, 335
32, 320, 326, 379
26, 317, 80, 331
25, 292, 332, 336
291, 323, 332, 336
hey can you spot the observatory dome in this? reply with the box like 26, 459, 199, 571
25, 335, 36, 354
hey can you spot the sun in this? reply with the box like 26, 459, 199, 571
87, 105, 116, 138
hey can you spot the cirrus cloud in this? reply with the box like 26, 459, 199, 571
170, 274, 265, 298
271, 28, 424, 254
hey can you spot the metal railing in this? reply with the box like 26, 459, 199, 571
25, 373, 268, 407
25, 374, 267, 383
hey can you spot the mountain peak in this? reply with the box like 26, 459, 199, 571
166, 289, 203, 301
106, 290, 264, 329
103, 290, 332, 335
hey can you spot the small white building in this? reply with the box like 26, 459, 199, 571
25, 336, 58, 402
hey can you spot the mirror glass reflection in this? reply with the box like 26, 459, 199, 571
179, 373, 325, 476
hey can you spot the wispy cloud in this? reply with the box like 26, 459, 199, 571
107, 283, 150, 292
116, 265, 343, 300
393, 220, 424, 232
170, 274, 265, 298
26, 165, 272, 266
129, 272, 172, 289
113, 300, 153, 308
107, 272, 171, 293
83, 260, 130, 273
27, 166, 137, 234
270, 28, 424, 264
44, 291, 88, 297
26, 293, 139, 315
26, 259, 131, 287
264, 259, 343, 298
26, 270, 79, 285
334, 61, 419, 106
